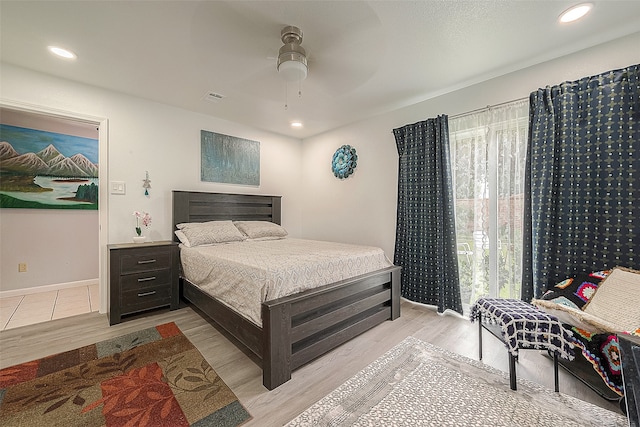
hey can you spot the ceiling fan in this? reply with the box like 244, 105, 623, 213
189, 1, 386, 101
277, 25, 308, 82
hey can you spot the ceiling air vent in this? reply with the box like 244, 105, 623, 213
202, 91, 225, 103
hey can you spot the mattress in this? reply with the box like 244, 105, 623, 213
180, 238, 393, 325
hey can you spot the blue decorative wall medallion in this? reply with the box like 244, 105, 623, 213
331, 145, 358, 179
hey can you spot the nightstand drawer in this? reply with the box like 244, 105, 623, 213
109, 241, 179, 325
120, 269, 172, 291
121, 284, 172, 312
120, 248, 172, 274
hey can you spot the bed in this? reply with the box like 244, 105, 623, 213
172, 191, 401, 390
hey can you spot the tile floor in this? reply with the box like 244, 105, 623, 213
0, 284, 99, 331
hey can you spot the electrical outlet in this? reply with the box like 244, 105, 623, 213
18, 263, 27, 272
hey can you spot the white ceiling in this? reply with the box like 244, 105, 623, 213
2, 1, 640, 139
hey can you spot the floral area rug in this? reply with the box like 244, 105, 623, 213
0, 322, 251, 426
286, 336, 627, 427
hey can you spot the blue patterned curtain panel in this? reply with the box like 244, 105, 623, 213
393, 116, 463, 314
522, 64, 640, 300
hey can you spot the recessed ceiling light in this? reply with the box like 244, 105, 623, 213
559, 3, 593, 23
290, 121, 303, 128
48, 46, 77, 59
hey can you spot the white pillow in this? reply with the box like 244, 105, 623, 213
175, 220, 246, 247
233, 221, 288, 239
174, 229, 191, 247
583, 266, 640, 332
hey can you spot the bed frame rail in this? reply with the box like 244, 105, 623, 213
182, 278, 263, 356
262, 265, 401, 389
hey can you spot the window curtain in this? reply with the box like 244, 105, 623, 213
522, 64, 640, 300
393, 115, 462, 314
449, 100, 528, 309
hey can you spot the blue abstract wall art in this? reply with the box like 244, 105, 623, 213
201, 130, 260, 186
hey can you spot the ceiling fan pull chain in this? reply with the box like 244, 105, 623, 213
285, 82, 288, 110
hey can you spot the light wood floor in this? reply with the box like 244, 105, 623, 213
0, 300, 622, 426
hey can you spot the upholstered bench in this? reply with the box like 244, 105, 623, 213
531, 267, 640, 401
470, 298, 575, 391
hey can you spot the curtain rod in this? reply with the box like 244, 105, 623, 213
392, 96, 529, 133
449, 97, 528, 120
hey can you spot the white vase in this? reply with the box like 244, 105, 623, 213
133, 236, 147, 243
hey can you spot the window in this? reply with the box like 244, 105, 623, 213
449, 100, 528, 312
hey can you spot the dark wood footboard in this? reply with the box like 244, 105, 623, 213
182, 265, 401, 390
262, 265, 401, 389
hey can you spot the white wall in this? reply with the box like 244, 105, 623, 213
1, 210, 98, 291
300, 31, 640, 260
98, 92, 304, 244
0, 65, 304, 297
2, 30, 638, 299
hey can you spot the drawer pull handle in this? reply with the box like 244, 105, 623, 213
137, 259, 157, 264
138, 291, 157, 297
138, 276, 156, 282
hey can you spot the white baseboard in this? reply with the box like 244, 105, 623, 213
0, 279, 99, 299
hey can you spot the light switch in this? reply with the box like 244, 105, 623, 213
110, 181, 126, 195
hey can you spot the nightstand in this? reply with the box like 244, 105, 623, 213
108, 240, 179, 325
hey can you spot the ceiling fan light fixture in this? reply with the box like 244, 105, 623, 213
278, 57, 308, 82
277, 26, 308, 82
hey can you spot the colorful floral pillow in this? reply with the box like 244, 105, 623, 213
539, 270, 610, 310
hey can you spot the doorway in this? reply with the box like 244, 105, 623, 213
0, 104, 108, 329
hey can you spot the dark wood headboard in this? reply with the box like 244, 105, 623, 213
172, 191, 282, 242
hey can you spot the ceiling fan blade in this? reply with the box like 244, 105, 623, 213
305, 21, 386, 96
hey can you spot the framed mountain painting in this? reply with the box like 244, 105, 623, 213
0, 124, 99, 209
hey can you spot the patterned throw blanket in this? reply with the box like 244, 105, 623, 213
532, 269, 640, 397
569, 327, 625, 395
470, 298, 575, 360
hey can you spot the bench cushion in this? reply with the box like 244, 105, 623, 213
531, 298, 621, 333
583, 267, 640, 332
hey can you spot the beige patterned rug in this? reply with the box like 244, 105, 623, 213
286, 336, 627, 426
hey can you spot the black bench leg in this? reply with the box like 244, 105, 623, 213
509, 353, 517, 390
478, 312, 483, 360
553, 352, 559, 392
